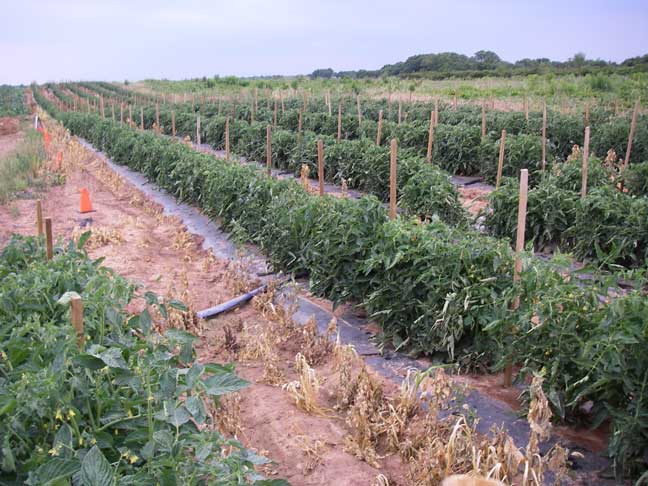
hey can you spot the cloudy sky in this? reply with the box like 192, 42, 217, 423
2, 0, 647, 84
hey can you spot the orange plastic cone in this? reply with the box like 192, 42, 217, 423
79, 188, 93, 213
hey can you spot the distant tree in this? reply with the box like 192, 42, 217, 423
622, 54, 648, 67
310, 68, 334, 79
473, 50, 502, 70
569, 52, 587, 68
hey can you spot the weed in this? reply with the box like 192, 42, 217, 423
344, 366, 384, 467
295, 435, 324, 474
283, 353, 331, 416
302, 316, 336, 365
71, 225, 124, 249
0, 130, 46, 202
333, 338, 362, 409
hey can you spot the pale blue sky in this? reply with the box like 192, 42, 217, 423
1, 0, 647, 84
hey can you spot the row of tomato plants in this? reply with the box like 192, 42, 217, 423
0, 85, 27, 117
0, 234, 281, 485
51, 83, 469, 227
58, 84, 648, 268
36, 85, 648, 479
484, 153, 648, 267
141, 103, 648, 268
76, 81, 648, 167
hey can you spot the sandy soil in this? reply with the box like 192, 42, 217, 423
0, 117, 23, 158
458, 185, 492, 216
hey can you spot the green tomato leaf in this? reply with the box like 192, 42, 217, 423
203, 373, 249, 396
80, 446, 114, 486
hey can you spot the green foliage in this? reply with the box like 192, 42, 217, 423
486, 263, 648, 479
37, 91, 648, 478
0, 236, 274, 484
0, 85, 27, 116
570, 186, 648, 266
400, 162, 468, 226
480, 132, 545, 183
551, 156, 612, 191
483, 176, 578, 251
621, 161, 648, 196
484, 161, 648, 267
432, 123, 483, 175
0, 130, 48, 202
592, 115, 648, 163
362, 219, 513, 359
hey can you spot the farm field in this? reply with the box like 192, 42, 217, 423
1, 64, 647, 485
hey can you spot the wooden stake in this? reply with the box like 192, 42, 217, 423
481, 102, 487, 140
337, 103, 342, 143
389, 139, 397, 220
171, 111, 176, 137
70, 295, 84, 348
317, 139, 325, 196
36, 200, 43, 236
496, 130, 507, 189
584, 102, 590, 127
541, 102, 547, 171
356, 95, 362, 125
504, 168, 529, 387
398, 100, 402, 125
623, 99, 640, 169
266, 125, 272, 175
426, 110, 435, 163
45, 218, 53, 260
524, 97, 529, 122
100, 96, 105, 117
273, 99, 278, 128
327, 91, 332, 117
128, 105, 132, 127
453, 95, 457, 111
155, 103, 160, 133
514, 170, 529, 279
225, 117, 230, 161
140, 108, 144, 131
581, 126, 590, 199
196, 115, 201, 145
376, 110, 383, 146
